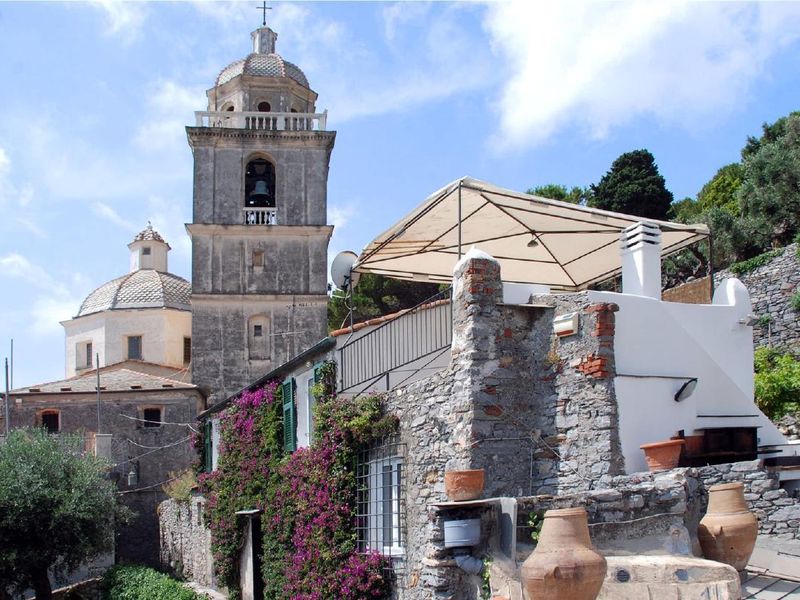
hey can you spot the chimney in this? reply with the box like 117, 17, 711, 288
620, 222, 662, 299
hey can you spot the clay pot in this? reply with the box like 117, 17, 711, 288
444, 469, 484, 501
698, 482, 758, 571
520, 507, 607, 600
639, 439, 685, 472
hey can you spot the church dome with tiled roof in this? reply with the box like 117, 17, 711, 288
215, 26, 309, 89
76, 224, 190, 317
77, 270, 190, 317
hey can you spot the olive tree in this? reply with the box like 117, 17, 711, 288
0, 429, 127, 599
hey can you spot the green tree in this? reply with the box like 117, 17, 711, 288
589, 149, 674, 220
696, 163, 743, 216
526, 184, 589, 205
0, 429, 127, 600
754, 347, 800, 420
737, 113, 800, 247
328, 273, 441, 332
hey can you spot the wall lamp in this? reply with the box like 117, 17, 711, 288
674, 378, 698, 403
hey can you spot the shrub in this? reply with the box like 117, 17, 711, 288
791, 291, 800, 312
163, 470, 197, 503
102, 565, 205, 600
754, 347, 800, 420
729, 248, 783, 275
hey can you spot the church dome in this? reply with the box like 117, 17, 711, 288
77, 270, 191, 317
217, 53, 309, 88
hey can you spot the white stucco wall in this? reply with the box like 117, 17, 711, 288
589, 278, 787, 474
63, 308, 191, 377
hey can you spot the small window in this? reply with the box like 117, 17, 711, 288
257, 101, 271, 112
248, 315, 269, 360
183, 337, 191, 365
143, 407, 162, 428
40, 410, 60, 434
76, 341, 93, 370
128, 336, 142, 360
357, 437, 405, 557
142, 247, 151, 256
226, 105, 235, 112
253, 250, 264, 268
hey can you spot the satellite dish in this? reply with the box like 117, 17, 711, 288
331, 251, 361, 291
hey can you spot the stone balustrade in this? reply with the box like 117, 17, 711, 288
195, 110, 327, 132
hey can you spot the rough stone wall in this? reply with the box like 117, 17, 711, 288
159, 494, 216, 588
690, 459, 800, 540
386, 256, 625, 599
714, 243, 800, 351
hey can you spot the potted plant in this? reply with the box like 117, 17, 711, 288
639, 439, 685, 472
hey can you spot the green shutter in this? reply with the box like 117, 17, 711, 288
282, 378, 296, 453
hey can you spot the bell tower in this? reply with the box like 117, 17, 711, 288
186, 23, 334, 402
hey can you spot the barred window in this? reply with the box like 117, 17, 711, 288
356, 436, 405, 557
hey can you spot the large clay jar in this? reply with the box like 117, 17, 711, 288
640, 439, 685, 472
444, 469, 484, 501
521, 507, 607, 600
698, 482, 758, 571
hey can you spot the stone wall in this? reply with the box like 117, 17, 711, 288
690, 459, 800, 540
715, 243, 800, 351
386, 254, 626, 599
158, 493, 217, 588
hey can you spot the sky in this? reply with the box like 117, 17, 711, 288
1, 0, 799, 388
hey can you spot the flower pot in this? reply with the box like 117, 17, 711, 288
520, 507, 606, 600
698, 482, 758, 571
444, 469, 485, 501
639, 439, 685, 472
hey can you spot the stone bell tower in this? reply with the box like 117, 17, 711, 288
186, 23, 334, 402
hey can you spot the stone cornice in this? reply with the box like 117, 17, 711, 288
191, 293, 328, 304
186, 127, 336, 151
185, 223, 333, 240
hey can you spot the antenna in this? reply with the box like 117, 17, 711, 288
330, 251, 361, 293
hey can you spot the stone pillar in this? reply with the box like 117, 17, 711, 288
451, 247, 503, 361
620, 222, 662, 299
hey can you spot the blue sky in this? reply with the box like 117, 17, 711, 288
1, 1, 799, 388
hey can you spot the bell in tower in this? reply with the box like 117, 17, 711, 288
245, 158, 275, 208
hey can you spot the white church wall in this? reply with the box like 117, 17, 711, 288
64, 309, 190, 377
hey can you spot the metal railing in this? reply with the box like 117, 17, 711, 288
195, 110, 328, 131
338, 287, 452, 393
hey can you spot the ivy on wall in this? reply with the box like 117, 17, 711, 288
199, 362, 395, 599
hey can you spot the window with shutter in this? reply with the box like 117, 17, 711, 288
204, 421, 213, 473
282, 379, 296, 452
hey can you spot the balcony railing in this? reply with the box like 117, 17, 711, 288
338, 287, 453, 393
195, 110, 328, 131
244, 208, 277, 225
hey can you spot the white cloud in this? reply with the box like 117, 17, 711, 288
485, 1, 800, 149
89, 0, 148, 42
92, 201, 137, 232
0, 147, 9, 174
0, 253, 82, 335
0, 253, 65, 293
134, 80, 207, 152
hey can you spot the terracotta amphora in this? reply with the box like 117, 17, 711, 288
444, 469, 485, 502
521, 507, 607, 600
698, 482, 758, 571
639, 439, 685, 472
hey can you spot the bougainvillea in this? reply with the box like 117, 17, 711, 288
200, 363, 394, 599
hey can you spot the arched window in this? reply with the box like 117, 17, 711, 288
257, 101, 271, 112
245, 157, 276, 209
248, 315, 270, 360
226, 105, 235, 112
